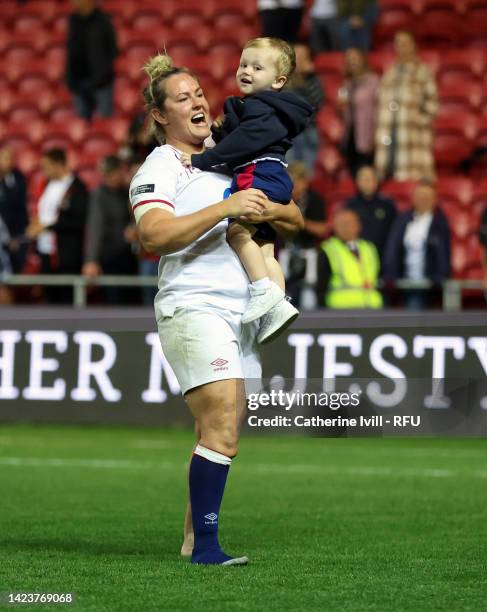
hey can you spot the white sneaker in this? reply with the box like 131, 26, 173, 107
242, 282, 285, 324
257, 298, 299, 345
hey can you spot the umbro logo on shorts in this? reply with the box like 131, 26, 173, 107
211, 357, 229, 372
211, 358, 228, 367
204, 513, 218, 524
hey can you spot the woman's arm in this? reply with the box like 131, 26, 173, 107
241, 200, 305, 240
137, 189, 267, 255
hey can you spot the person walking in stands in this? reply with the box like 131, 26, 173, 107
375, 31, 438, 181
66, 0, 118, 120
317, 208, 382, 308
26, 149, 88, 303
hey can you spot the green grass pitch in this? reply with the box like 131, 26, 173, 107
0, 425, 486, 611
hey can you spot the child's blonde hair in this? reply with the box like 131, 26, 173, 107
243, 37, 296, 80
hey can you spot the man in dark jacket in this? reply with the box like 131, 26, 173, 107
26, 149, 89, 303
66, 0, 118, 120
382, 180, 451, 309
82, 155, 138, 304
0, 146, 28, 273
345, 165, 396, 259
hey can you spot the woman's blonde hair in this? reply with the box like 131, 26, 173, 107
243, 37, 296, 80
142, 53, 198, 144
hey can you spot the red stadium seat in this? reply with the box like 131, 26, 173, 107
16, 146, 40, 177
206, 30, 254, 56
45, 118, 88, 146
12, 13, 47, 32
437, 177, 474, 207
463, 11, 487, 47
114, 85, 142, 117
434, 114, 478, 168
451, 240, 470, 277
438, 82, 483, 116
1, 120, 47, 148
102, 1, 139, 26
475, 117, 487, 147
81, 134, 118, 157
415, 13, 462, 48
438, 50, 485, 88
131, 11, 164, 32
367, 51, 395, 74
314, 53, 344, 83
316, 109, 344, 145
373, 3, 414, 47
0, 89, 16, 118
382, 181, 416, 212
90, 118, 130, 146
414, 0, 465, 16
171, 0, 215, 29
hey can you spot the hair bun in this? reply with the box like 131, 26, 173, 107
144, 54, 173, 82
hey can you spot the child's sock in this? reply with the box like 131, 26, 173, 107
251, 277, 272, 290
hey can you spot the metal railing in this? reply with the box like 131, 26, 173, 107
1, 272, 485, 311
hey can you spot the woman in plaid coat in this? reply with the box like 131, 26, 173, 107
375, 31, 438, 181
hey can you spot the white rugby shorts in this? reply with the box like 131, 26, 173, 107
156, 303, 262, 395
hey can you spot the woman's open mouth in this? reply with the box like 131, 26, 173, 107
191, 113, 207, 125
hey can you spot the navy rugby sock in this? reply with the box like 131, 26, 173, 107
189, 444, 233, 564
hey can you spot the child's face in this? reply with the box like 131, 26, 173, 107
236, 47, 286, 95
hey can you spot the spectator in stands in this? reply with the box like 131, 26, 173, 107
479, 208, 487, 289
345, 165, 396, 258
317, 208, 382, 308
122, 155, 159, 306
338, 48, 379, 178
285, 162, 328, 308
383, 180, 451, 309
82, 155, 138, 304
337, 1, 379, 51
287, 43, 325, 172
310, 0, 340, 53
375, 31, 438, 182
66, 0, 118, 120
0, 146, 28, 273
26, 148, 88, 303
120, 113, 159, 162
258, 0, 305, 43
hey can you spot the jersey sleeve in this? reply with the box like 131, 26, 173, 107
129, 154, 178, 224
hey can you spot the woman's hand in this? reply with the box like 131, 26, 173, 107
224, 189, 267, 219
180, 153, 192, 167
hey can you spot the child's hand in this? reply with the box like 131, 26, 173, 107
212, 115, 225, 130
180, 153, 192, 167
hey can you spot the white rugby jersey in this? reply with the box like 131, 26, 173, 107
129, 145, 249, 314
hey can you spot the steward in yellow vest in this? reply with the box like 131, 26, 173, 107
320, 236, 383, 308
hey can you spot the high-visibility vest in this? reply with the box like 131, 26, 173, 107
320, 237, 383, 309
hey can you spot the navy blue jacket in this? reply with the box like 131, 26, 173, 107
345, 191, 396, 257
382, 208, 451, 282
191, 90, 313, 171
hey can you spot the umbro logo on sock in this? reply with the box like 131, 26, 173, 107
204, 512, 218, 524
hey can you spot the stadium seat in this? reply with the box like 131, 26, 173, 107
131, 11, 164, 32
0, 89, 16, 118
171, 0, 215, 28
451, 241, 470, 277
463, 12, 487, 47
475, 117, 487, 147
16, 146, 40, 177
437, 177, 474, 207
316, 109, 344, 145
102, 1, 139, 26
415, 13, 462, 48
45, 118, 88, 146
1, 120, 47, 148
367, 51, 395, 74
438, 50, 485, 88
373, 3, 414, 47
438, 82, 483, 116
206, 30, 254, 56
12, 13, 47, 32
414, 0, 465, 16
382, 184, 416, 212
314, 53, 344, 83
90, 118, 129, 146
114, 85, 142, 117
81, 134, 118, 157
434, 114, 478, 168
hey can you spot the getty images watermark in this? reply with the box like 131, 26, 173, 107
244, 379, 487, 436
